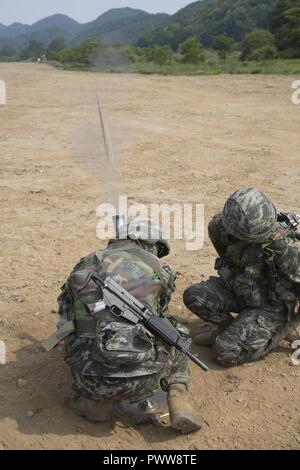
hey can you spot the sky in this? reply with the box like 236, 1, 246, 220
0, 0, 196, 25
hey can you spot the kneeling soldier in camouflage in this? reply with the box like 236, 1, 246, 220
184, 188, 300, 367
43, 219, 204, 434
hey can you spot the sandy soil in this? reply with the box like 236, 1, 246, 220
0, 63, 300, 450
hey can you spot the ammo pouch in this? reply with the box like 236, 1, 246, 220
233, 271, 262, 308
92, 321, 157, 365
215, 259, 235, 290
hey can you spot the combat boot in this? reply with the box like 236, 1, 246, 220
168, 384, 205, 434
71, 395, 112, 422
284, 323, 300, 343
194, 320, 232, 347
112, 389, 169, 426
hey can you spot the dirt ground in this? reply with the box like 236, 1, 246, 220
0, 63, 300, 450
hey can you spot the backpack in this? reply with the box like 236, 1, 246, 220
42, 241, 177, 376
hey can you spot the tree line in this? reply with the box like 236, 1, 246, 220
0, 0, 299, 65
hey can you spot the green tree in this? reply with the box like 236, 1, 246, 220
57, 40, 102, 65
178, 37, 205, 64
28, 40, 44, 56
144, 45, 173, 65
269, 0, 300, 58
0, 45, 17, 57
136, 0, 276, 50
48, 38, 66, 52
241, 29, 277, 60
125, 46, 145, 64
19, 40, 44, 60
213, 34, 236, 58
248, 44, 278, 60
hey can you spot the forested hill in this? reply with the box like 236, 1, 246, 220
0, 9, 170, 49
137, 0, 277, 49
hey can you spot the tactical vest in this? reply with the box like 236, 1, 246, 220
216, 238, 297, 310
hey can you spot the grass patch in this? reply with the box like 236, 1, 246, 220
51, 57, 300, 76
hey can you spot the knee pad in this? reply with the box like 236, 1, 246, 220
212, 335, 242, 367
183, 283, 209, 310
183, 283, 217, 320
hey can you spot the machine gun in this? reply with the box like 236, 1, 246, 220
81, 272, 209, 372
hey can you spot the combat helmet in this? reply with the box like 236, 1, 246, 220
222, 188, 277, 243
118, 218, 170, 258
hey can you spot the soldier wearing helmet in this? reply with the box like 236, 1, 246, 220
184, 188, 300, 367
44, 218, 204, 434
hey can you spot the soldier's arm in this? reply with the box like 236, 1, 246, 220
272, 236, 300, 283
208, 213, 228, 257
161, 263, 176, 291
159, 262, 177, 313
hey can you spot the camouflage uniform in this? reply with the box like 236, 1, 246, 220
184, 188, 300, 367
59, 239, 190, 402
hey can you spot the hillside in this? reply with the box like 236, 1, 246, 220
0, 22, 30, 38
29, 14, 80, 32
74, 9, 169, 44
0, 8, 170, 49
0, 14, 80, 49
137, 0, 277, 49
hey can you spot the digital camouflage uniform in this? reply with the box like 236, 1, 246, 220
57, 239, 190, 403
184, 188, 300, 367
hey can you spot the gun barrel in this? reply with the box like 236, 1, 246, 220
186, 350, 209, 372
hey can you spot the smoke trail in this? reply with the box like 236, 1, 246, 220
97, 89, 114, 163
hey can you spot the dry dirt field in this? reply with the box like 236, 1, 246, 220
0, 63, 300, 450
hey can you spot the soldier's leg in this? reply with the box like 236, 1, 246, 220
183, 276, 240, 324
71, 352, 202, 434
72, 369, 163, 403
108, 348, 200, 433
161, 347, 204, 434
213, 306, 288, 367
71, 369, 168, 423
161, 346, 190, 390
